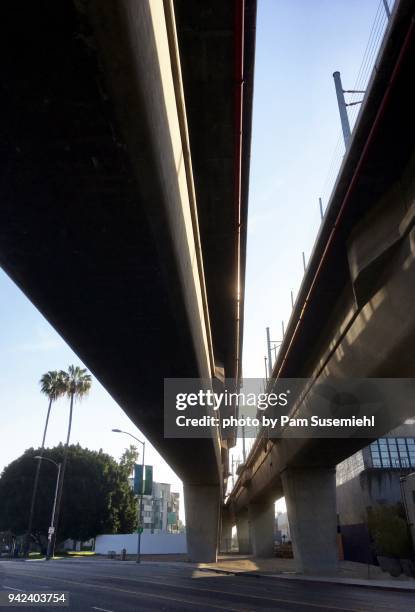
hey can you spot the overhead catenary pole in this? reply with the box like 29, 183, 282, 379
266, 327, 273, 378
241, 414, 246, 464
273, 344, 278, 362
231, 455, 235, 489
333, 71, 351, 149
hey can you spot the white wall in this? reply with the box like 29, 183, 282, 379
95, 533, 187, 555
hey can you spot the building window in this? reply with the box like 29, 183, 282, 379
370, 438, 415, 468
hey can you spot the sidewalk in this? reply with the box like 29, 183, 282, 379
0, 553, 188, 564
197, 556, 415, 592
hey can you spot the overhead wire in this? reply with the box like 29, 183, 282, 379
320, 0, 394, 209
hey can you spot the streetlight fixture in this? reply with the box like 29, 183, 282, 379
112, 429, 145, 563
33, 456, 61, 560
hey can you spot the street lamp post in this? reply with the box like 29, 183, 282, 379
112, 429, 145, 563
33, 456, 61, 560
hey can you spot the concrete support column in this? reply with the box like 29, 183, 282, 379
235, 509, 251, 554
219, 507, 233, 553
248, 501, 275, 557
184, 484, 220, 562
282, 467, 338, 575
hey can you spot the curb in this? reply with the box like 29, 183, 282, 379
199, 567, 261, 578
197, 566, 415, 593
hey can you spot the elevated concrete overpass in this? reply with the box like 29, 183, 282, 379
0, 0, 256, 561
226, 0, 415, 574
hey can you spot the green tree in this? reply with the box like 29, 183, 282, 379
112, 446, 139, 533
0, 445, 137, 550
24, 371, 66, 554
119, 445, 139, 477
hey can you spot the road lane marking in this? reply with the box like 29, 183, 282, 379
5, 574, 245, 611
92, 607, 115, 612
3, 572, 366, 611
90, 574, 360, 611
45, 571, 358, 611
3, 586, 23, 591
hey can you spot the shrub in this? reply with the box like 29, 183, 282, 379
368, 504, 412, 558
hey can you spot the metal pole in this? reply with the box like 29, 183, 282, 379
25, 399, 53, 557
382, 0, 391, 19
319, 197, 324, 220
302, 251, 306, 272
111, 429, 146, 564
46, 463, 61, 560
333, 71, 351, 149
281, 320, 285, 338
290, 290, 294, 309
137, 441, 145, 564
264, 356, 268, 383
266, 327, 273, 378
241, 414, 246, 463
231, 455, 235, 489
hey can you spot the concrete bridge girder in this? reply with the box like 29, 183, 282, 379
0, 0, 257, 564
229, 133, 415, 505
228, 209, 415, 571
226, 0, 415, 572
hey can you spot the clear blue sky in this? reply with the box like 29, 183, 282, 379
244, 0, 384, 378
0, 1, 388, 518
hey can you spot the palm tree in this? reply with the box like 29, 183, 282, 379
48, 365, 92, 558
25, 371, 66, 555
61, 365, 92, 449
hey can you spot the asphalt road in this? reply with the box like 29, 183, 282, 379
0, 559, 413, 611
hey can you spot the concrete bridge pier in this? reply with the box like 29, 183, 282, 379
248, 501, 275, 557
281, 467, 338, 575
219, 507, 234, 553
236, 508, 251, 554
184, 484, 220, 562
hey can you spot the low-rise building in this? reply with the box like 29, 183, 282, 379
129, 477, 180, 533
336, 423, 415, 562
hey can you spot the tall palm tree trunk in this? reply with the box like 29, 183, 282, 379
48, 392, 74, 558
25, 398, 53, 556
